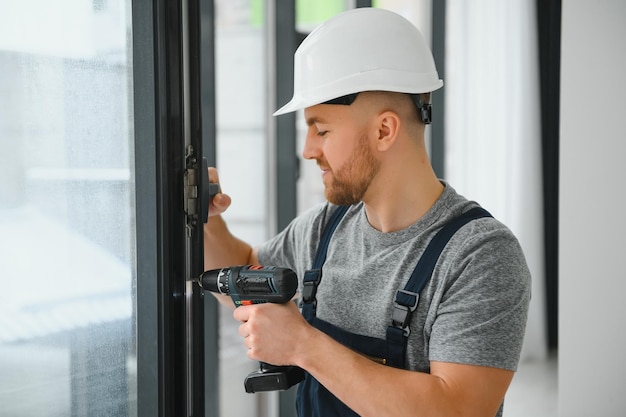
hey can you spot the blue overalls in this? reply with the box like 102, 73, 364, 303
296, 206, 491, 417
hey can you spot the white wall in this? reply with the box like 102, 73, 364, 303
444, 0, 547, 362
559, 1, 626, 416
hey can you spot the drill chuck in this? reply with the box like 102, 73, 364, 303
198, 268, 228, 295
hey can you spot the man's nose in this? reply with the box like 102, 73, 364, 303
302, 129, 321, 160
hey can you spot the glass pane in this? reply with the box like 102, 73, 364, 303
296, 0, 345, 31
0, 1, 136, 417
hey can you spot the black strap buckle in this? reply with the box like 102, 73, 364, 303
391, 290, 419, 336
302, 269, 322, 304
419, 104, 432, 124
409, 94, 432, 124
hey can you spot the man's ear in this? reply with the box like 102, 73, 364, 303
375, 111, 401, 151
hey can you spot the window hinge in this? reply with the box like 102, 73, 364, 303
184, 145, 199, 236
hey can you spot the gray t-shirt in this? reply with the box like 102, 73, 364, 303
258, 183, 530, 415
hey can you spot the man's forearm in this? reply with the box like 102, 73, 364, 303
203, 214, 256, 270
293, 324, 511, 417
294, 328, 445, 417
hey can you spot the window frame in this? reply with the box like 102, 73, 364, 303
132, 0, 218, 415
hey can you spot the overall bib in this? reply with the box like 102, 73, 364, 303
296, 206, 491, 417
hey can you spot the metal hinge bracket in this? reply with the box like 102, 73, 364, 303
184, 145, 199, 236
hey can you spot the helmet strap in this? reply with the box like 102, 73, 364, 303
322, 93, 360, 106
410, 94, 432, 125
323, 93, 432, 125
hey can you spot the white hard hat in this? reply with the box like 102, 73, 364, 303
273, 7, 444, 116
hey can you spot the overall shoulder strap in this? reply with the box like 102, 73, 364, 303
312, 205, 350, 270
395, 206, 492, 310
386, 206, 492, 368
301, 205, 350, 318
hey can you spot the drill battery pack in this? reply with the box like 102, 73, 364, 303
244, 364, 305, 393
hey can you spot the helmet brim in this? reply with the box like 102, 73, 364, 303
273, 78, 443, 116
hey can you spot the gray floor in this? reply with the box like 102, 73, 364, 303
505, 353, 558, 417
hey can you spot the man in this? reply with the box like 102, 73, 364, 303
204, 7, 530, 417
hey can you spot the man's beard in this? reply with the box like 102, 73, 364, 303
322, 134, 380, 206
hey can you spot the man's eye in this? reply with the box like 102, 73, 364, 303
317, 130, 328, 137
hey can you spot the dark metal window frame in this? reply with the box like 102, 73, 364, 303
536, 0, 561, 351
132, 0, 218, 416
431, 0, 446, 178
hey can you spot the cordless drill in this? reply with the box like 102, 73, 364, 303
195, 265, 305, 393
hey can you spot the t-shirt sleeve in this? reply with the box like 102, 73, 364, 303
427, 221, 531, 371
256, 202, 330, 281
